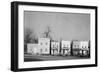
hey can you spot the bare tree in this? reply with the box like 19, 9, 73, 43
43, 26, 52, 40
24, 28, 32, 43
24, 28, 38, 53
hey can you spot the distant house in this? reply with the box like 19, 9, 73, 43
51, 41, 60, 55
38, 38, 50, 55
79, 41, 89, 56
27, 43, 39, 55
72, 40, 80, 56
61, 41, 71, 56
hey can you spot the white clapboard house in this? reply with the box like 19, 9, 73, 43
61, 41, 71, 56
38, 38, 50, 55
51, 41, 60, 55
27, 43, 40, 55
79, 41, 89, 56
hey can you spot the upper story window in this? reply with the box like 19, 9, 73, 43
45, 48, 47, 51
63, 44, 66, 48
67, 45, 69, 48
53, 45, 55, 48
46, 42, 48, 45
40, 43, 42, 45
40, 49, 42, 52
56, 45, 59, 48
74, 45, 76, 48
85, 46, 87, 48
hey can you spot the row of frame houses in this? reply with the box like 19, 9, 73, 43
27, 38, 90, 57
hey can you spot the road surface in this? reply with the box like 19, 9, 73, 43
24, 54, 89, 62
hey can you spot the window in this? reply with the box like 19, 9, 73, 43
41, 43, 42, 45
30, 49, 32, 52
67, 45, 69, 48
77, 45, 79, 48
82, 46, 84, 48
40, 49, 42, 52
56, 45, 58, 48
46, 42, 48, 45
53, 45, 55, 48
63, 44, 65, 47
45, 48, 47, 51
74, 45, 76, 48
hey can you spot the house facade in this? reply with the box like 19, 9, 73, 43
51, 41, 60, 55
72, 40, 80, 56
38, 38, 50, 55
27, 43, 39, 55
79, 41, 89, 56
61, 41, 71, 56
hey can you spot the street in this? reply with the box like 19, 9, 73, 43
24, 54, 89, 62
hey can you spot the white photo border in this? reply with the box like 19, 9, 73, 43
18, 4, 96, 69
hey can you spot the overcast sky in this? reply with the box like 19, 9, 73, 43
24, 11, 90, 41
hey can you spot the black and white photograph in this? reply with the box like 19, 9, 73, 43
24, 11, 90, 62
11, 1, 97, 71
